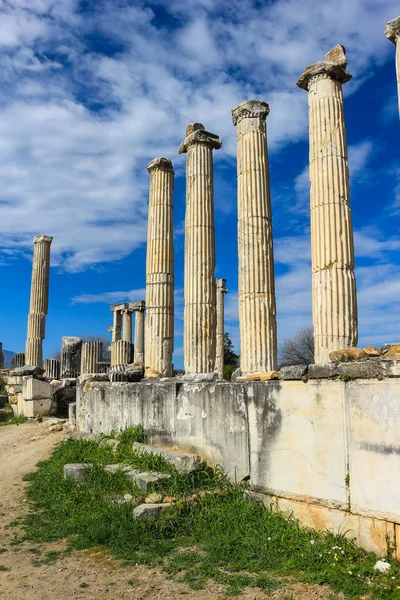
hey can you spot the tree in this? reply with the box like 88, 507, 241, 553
279, 327, 314, 366
223, 332, 239, 380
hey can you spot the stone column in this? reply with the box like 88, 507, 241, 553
145, 157, 174, 378
25, 235, 53, 367
61, 336, 82, 378
385, 17, 400, 117
179, 124, 222, 374
297, 45, 358, 363
0, 343, 4, 370
112, 310, 122, 342
132, 301, 145, 364
80, 341, 103, 374
122, 311, 132, 343
11, 353, 25, 369
111, 340, 131, 367
232, 101, 277, 374
43, 358, 60, 379
215, 278, 227, 379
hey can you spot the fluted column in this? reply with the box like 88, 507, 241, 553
112, 310, 122, 342
145, 158, 174, 377
43, 359, 60, 379
80, 341, 103, 374
133, 301, 145, 364
11, 353, 25, 369
385, 16, 400, 117
232, 101, 277, 374
179, 123, 222, 374
215, 278, 227, 379
25, 235, 53, 367
122, 311, 132, 343
111, 340, 131, 367
61, 336, 82, 378
297, 45, 358, 363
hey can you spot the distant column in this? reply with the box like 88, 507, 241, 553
112, 310, 122, 342
122, 311, 132, 343
215, 278, 227, 379
43, 358, 60, 379
232, 100, 277, 374
111, 340, 131, 367
297, 45, 358, 363
132, 301, 145, 364
145, 157, 174, 377
385, 16, 400, 117
0, 343, 4, 370
80, 341, 103, 375
179, 123, 222, 374
25, 235, 53, 367
61, 336, 82, 378
11, 353, 25, 369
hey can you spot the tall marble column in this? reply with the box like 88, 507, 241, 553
25, 235, 53, 367
385, 16, 400, 117
81, 341, 103, 374
215, 278, 227, 379
122, 310, 132, 343
232, 101, 277, 374
145, 158, 174, 377
179, 123, 222, 374
132, 301, 145, 364
297, 45, 358, 363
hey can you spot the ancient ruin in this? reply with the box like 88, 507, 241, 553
2, 22, 400, 563
179, 123, 222, 375
385, 16, 400, 116
232, 100, 277, 374
297, 45, 358, 364
25, 235, 52, 368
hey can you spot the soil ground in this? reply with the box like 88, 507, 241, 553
0, 421, 342, 600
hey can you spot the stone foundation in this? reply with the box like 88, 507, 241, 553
77, 375, 400, 558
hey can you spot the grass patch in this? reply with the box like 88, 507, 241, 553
0, 413, 27, 426
20, 428, 400, 599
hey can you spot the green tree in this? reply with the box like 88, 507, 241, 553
223, 332, 239, 380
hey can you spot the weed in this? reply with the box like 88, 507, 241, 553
127, 579, 137, 586
0, 565, 9, 571
0, 548, 7, 554
20, 431, 400, 599
0, 414, 27, 426
79, 582, 89, 588
338, 374, 353, 383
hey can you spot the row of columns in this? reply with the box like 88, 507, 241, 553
22, 17, 399, 374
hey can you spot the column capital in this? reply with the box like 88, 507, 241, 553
297, 45, 351, 90
216, 278, 228, 293
147, 157, 174, 173
178, 123, 222, 154
110, 302, 129, 312
34, 235, 53, 245
385, 16, 400, 44
232, 100, 270, 126
129, 300, 146, 312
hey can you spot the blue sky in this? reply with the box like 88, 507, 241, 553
0, 0, 399, 367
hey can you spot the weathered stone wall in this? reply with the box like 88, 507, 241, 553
77, 375, 400, 557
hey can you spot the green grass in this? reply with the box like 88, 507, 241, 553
0, 413, 27, 426
19, 427, 400, 599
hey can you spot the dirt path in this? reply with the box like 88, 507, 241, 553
0, 421, 341, 600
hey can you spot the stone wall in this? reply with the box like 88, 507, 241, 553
76, 376, 400, 558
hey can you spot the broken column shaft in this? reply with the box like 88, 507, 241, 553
80, 341, 103, 374
179, 123, 222, 374
132, 301, 145, 364
297, 45, 358, 363
232, 101, 277, 374
145, 158, 174, 377
215, 278, 228, 379
385, 17, 400, 117
25, 235, 53, 367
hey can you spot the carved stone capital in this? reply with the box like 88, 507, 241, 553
232, 100, 270, 126
297, 45, 351, 90
178, 123, 222, 154
129, 300, 146, 312
34, 235, 53, 245
385, 16, 400, 44
216, 278, 228, 293
147, 157, 174, 173
110, 302, 129, 312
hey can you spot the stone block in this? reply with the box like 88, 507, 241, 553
308, 363, 338, 378
24, 398, 53, 418
329, 348, 365, 362
64, 463, 93, 481
12, 365, 45, 377
337, 359, 381, 379
104, 464, 131, 475
22, 377, 52, 400
132, 503, 170, 519
280, 365, 308, 380
68, 402, 76, 425
125, 470, 171, 491
133, 442, 204, 472
380, 361, 400, 378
